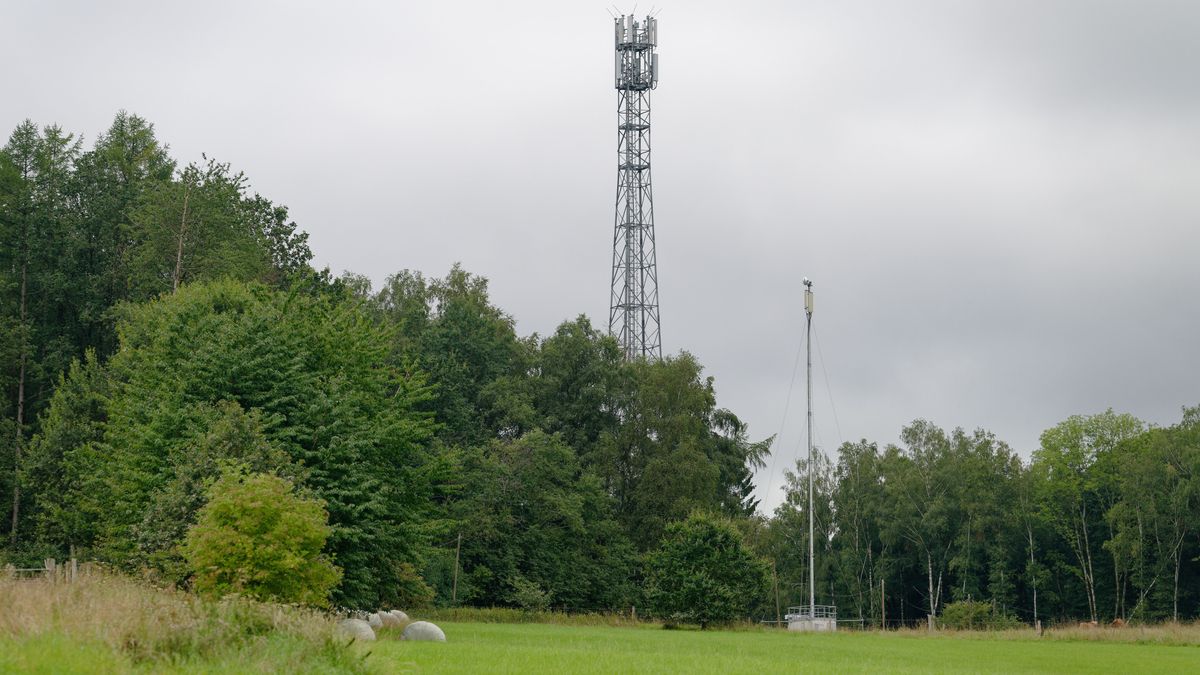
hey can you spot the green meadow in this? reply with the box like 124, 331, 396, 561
5, 575, 1200, 674
370, 622, 1200, 674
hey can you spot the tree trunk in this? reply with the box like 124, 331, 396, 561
927, 554, 936, 619
9, 258, 27, 545
1112, 518, 1123, 620
866, 546, 874, 627
1079, 504, 1098, 622
1173, 545, 1181, 622
961, 514, 972, 598
936, 570, 944, 615
1027, 521, 1038, 622
452, 531, 462, 603
172, 184, 190, 292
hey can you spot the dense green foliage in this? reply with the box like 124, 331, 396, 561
645, 513, 769, 627
763, 409, 1200, 627
24, 280, 438, 609
0, 113, 311, 553
184, 470, 341, 606
353, 270, 771, 608
445, 430, 637, 611
1, 114, 771, 615
2, 113, 1197, 627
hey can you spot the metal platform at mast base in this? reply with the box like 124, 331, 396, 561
786, 605, 838, 632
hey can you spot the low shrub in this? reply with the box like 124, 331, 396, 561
508, 575, 552, 613
183, 469, 341, 606
939, 600, 1024, 630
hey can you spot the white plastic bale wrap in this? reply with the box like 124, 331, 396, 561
401, 620, 447, 642
337, 618, 376, 642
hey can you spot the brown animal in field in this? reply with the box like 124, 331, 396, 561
1110, 618, 1126, 628
1078, 621, 1099, 629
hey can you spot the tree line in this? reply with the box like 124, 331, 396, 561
1, 113, 1196, 624
760, 406, 1199, 626
0, 113, 766, 612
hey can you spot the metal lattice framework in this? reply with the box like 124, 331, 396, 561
609, 14, 661, 361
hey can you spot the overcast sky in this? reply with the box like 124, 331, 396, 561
4, 0, 1198, 511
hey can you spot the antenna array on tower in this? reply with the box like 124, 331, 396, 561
609, 14, 662, 361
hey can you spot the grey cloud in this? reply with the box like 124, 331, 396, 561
3, 0, 1196, 513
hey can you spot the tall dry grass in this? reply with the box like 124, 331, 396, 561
0, 568, 367, 670
880, 622, 1200, 646
1039, 622, 1200, 646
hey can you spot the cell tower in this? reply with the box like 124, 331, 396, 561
786, 278, 837, 632
609, 14, 662, 361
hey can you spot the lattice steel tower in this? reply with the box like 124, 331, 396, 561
609, 14, 662, 360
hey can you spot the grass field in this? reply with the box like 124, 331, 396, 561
4, 574, 1200, 673
370, 622, 1200, 674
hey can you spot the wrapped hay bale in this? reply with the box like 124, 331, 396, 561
401, 621, 446, 642
337, 618, 376, 642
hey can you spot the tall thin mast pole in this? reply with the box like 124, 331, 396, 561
804, 278, 815, 618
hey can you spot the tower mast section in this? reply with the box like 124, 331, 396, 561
785, 278, 835, 631
804, 278, 815, 620
610, 14, 662, 360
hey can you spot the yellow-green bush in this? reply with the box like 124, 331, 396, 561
183, 469, 341, 606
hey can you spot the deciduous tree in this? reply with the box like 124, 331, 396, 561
645, 512, 769, 628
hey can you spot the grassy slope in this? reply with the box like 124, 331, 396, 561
0, 574, 368, 674
0, 632, 360, 675
371, 622, 1200, 674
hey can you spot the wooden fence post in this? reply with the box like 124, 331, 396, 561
772, 561, 782, 626
880, 578, 885, 631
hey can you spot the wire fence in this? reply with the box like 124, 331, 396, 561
2, 558, 85, 583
